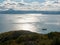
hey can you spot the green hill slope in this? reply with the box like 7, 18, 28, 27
0, 30, 60, 45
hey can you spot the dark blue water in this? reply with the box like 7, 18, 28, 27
0, 14, 60, 34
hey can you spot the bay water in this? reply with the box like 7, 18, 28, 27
0, 14, 60, 34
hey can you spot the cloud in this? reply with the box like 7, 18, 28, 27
0, 0, 60, 11
40, 0, 60, 11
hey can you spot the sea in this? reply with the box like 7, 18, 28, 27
0, 14, 60, 34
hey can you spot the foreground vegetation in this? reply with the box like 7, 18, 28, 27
0, 30, 60, 45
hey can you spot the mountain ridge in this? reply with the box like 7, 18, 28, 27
0, 9, 60, 14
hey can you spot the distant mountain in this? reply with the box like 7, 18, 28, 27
0, 9, 60, 14
0, 30, 60, 45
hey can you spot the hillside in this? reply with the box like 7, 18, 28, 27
0, 30, 60, 45
0, 9, 60, 14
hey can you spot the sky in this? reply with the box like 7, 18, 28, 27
0, 0, 60, 11
0, 0, 45, 3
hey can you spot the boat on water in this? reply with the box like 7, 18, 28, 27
42, 28, 47, 30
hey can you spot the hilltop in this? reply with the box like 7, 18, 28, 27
0, 30, 60, 45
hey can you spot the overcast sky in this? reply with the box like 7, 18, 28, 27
0, 0, 45, 3
0, 0, 60, 11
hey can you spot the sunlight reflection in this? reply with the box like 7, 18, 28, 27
14, 24, 37, 32
13, 15, 39, 23
10, 14, 44, 32
1, 14, 60, 33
